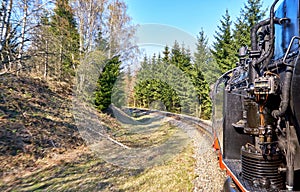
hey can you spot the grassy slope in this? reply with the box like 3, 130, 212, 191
0, 74, 84, 176
1, 144, 195, 192
0, 74, 196, 191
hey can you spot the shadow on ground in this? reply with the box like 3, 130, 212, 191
0, 74, 84, 177
0, 149, 142, 192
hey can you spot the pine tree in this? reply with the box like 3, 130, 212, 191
162, 45, 170, 63
190, 67, 212, 119
95, 56, 121, 111
134, 42, 212, 117
171, 41, 192, 72
169, 42, 195, 114
194, 29, 221, 85
50, 0, 79, 78
211, 9, 236, 74
233, 0, 266, 49
134, 49, 182, 112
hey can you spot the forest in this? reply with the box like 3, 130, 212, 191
0, 0, 267, 119
0, 0, 268, 190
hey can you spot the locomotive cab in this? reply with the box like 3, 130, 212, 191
213, 0, 300, 191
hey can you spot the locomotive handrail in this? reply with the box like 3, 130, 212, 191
283, 36, 300, 66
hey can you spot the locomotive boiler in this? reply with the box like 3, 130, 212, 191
213, 0, 300, 191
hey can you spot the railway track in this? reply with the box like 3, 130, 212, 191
123, 107, 226, 191
125, 107, 213, 141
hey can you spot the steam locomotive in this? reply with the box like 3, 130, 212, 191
212, 0, 300, 191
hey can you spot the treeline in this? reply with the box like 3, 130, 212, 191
0, 0, 268, 119
0, 0, 137, 115
212, 0, 267, 74
0, 0, 136, 79
133, 42, 211, 119
132, 0, 267, 119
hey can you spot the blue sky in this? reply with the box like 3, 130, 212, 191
124, 0, 279, 56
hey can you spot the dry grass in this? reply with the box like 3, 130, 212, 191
0, 74, 197, 191
116, 121, 177, 148
120, 143, 196, 192
0, 143, 195, 192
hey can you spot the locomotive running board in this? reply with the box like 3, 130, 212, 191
222, 159, 249, 192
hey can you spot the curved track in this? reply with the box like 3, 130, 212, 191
124, 107, 225, 191
126, 107, 213, 137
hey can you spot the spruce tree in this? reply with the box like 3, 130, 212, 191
233, 0, 266, 49
162, 45, 170, 63
170, 42, 194, 114
95, 56, 121, 111
171, 41, 192, 72
194, 30, 221, 85
50, 0, 79, 78
134, 42, 212, 117
211, 9, 236, 74
190, 67, 212, 119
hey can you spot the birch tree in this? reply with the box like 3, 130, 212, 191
105, 0, 137, 60
0, 0, 52, 75
71, 0, 108, 54
71, 0, 138, 61
16, 0, 29, 75
0, 0, 13, 72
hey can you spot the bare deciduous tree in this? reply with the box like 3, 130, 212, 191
105, 0, 138, 60
71, 0, 108, 54
0, 0, 53, 75
0, 0, 13, 73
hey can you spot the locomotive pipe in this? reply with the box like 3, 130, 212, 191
249, 18, 271, 83
272, 37, 300, 118
286, 165, 294, 191
271, 64, 293, 118
285, 123, 296, 191
251, 0, 279, 73
250, 17, 281, 52
262, 0, 279, 70
251, 19, 271, 51
272, 40, 300, 118
249, 0, 279, 83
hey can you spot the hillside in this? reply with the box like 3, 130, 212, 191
0, 74, 197, 191
0, 74, 84, 178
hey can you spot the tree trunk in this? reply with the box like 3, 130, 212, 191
79, 15, 84, 57
0, 0, 12, 71
1, 0, 12, 48
59, 43, 62, 79
0, 0, 8, 42
17, 0, 28, 76
44, 39, 48, 79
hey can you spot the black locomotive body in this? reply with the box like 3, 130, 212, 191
213, 0, 300, 191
